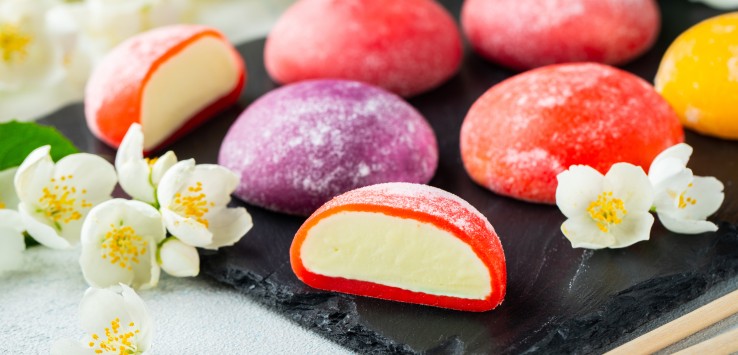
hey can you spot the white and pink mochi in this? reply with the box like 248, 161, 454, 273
218, 80, 439, 216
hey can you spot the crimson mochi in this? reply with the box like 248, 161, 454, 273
264, 0, 462, 97
462, 0, 660, 70
460, 63, 684, 204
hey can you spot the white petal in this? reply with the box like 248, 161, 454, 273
118, 160, 155, 204
649, 157, 690, 194
161, 207, 212, 247
151, 150, 177, 185
51, 339, 96, 355
14, 145, 53, 203
79, 247, 134, 289
159, 238, 200, 277
129, 242, 160, 290
120, 284, 153, 351
115, 123, 144, 168
78, 287, 133, 336
685, 176, 724, 219
609, 213, 654, 248
204, 206, 253, 250
653, 167, 693, 212
658, 212, 718, 234
53, 153, 117, 202
185, 164, 240, 207
561, 215, 616, 249
604, 163, 654, 212
0, 224, 24, 272
555, 165, 604, 219
156, 159, 194, 207
116, 124, 156, 203
19, 202, 71, 249
0, 208, 24, 233
0, 167, 20, 210
651, 143, 692, 170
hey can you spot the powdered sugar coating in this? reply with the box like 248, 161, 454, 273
460, 63, 684, 204
264, 0, 462, 97
461, 0, 660, 70
218, 80, 438, 216
322, 183, 496, 240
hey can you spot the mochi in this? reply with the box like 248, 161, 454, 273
461, 0, 660, 70
264, 0, 462, 97
460, 63, 684, 204
218, 80, 438, 216
656, 12, 738, 139
290, 183, 507, 312
85, 25, 245, 151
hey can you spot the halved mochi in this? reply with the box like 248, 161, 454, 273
85, 25, 245, 151
290, 183, 507, 312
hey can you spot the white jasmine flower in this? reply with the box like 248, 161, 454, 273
14, 145, 117, 249
158, 237, 199, 277
158, 159, 252, 250
52, 284, 153, 355
648, 143, 724, 234
556, 163, 655, 249
0, 209, 25, 272
80, 199, 165, 290
0, 0, 62, 92
115, 123, 177, 206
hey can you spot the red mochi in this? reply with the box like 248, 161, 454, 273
460, 63, 684, 204
85, 25, 245, 152
291, 183, 507, 312
461, 0, 660, 70
264, 0, 463, 97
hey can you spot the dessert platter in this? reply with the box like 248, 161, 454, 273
35, 0, 738, 353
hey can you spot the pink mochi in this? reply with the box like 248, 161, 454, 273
264, 0, 463, 97
461, 0, 660, 70
218, 80, 439, 216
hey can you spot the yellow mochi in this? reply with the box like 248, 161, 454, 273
655, 12, 738, 139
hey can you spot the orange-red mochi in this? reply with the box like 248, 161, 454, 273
85, 25, 245, 151
290, 183, 507, 312
460, 63, 684, 204
264, 0, 462, 97
461, 0, 660, 70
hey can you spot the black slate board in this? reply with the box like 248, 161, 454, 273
39, 1, 738, 353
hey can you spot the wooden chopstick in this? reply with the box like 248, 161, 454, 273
673, 327, 738, 355
605, 288, 738, 355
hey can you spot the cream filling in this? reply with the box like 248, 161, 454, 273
301, 211, 492, 300
140, 36, 239, 150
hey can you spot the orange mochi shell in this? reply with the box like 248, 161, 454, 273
290, 183, 507, 312
460, 63, 684, 204
85, 25, 245, 151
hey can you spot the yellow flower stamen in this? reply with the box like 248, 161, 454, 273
587, 191, 628, 233
90, 317, 140, 355
171, 182, 215, 227
0, 201, 5, 209
678, 183, 697, 209
37, 175, 92, 229
144, 157, 158, 167
0, 23, 32, 64
101, 224, 147, 270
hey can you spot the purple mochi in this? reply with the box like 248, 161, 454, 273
218, 79, 439, 216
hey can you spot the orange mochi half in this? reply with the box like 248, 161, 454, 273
85, 25, 245, 151
290, 183, 507, 312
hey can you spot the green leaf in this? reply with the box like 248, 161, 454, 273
0, 121, 79, 171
